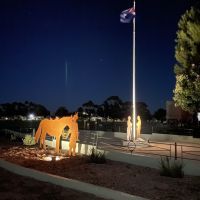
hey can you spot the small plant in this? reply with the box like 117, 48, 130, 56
10, 134, 17, 141
10, 132, 24, 142
160, 157, 184, 178
171, 160, 184, 178
22, 134, 36, 146
89, 147, 106, 164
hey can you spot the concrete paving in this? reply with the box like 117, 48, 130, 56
77, 130, 200, 161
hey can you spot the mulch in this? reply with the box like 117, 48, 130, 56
0, 133, 200, 200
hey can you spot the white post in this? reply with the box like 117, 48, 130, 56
132, 0, 136, 140
32, 128, 35, 137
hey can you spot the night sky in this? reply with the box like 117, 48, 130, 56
0, 0, 198, 113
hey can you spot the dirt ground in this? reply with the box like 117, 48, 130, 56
0, 135, 200, 200
0, 168, 109, 200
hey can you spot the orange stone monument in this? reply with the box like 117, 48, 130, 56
68, 113, 79, 156
35, 113, 79, 154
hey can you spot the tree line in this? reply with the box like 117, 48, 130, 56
0, 101, 50, 117
78, 96, 165, 121
0, 97, 166, 122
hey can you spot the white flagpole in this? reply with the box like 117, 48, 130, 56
132, 0, 136, 140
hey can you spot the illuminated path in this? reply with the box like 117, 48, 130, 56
78, 130, 200, 161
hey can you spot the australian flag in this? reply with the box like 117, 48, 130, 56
120, 7, 136, 23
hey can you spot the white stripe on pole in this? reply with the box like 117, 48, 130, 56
132, 0, 136, 140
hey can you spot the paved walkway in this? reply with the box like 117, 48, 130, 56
78, 130, 200, 161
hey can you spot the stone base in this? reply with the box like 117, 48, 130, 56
123, 138, 150, 148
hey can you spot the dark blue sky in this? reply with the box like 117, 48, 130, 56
0, 0, 197, 113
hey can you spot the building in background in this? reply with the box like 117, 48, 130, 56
166, 101, 192, 125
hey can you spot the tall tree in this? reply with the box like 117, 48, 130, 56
55, 106, 69, 117
173, 4, 200, 119
35, 104, 50, 117
122, 101, 132, 119
153, 108, 166, 122
136, 102, 152, 121
82, 100, 97, 116
103, 96, 123, 119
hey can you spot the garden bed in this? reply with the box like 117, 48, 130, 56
0, 134, 200, 200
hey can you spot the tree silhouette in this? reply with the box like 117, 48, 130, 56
153, 108, 166, 122
55, 106, 69, 117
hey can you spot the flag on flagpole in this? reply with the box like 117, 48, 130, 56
120, 1, 136, 140
120, 7, 136, 23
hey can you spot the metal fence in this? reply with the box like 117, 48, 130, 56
85, 131, 200, 162
1, 125, 200, 161
177, 143, 200, 161
1, 128, 35, 139
0, 119, 199, 136
78, 120, 198, 136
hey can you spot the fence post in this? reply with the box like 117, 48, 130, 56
32, 128, 35, 137
181, 145, 183, 160
175, 142, 177, 160
96, 132, 98, 149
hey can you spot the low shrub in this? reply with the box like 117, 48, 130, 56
88, 147, 106, 164
10, 133, 23, 142
160, 157, 184, 178
10, 134, 17, 141
22, 134, 36, 146
170, 161, 184, 178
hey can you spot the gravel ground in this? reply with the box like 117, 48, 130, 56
0, 134, 200, 200
0, 167, 108, 200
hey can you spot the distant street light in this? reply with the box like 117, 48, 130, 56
28, 113, 35, 120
